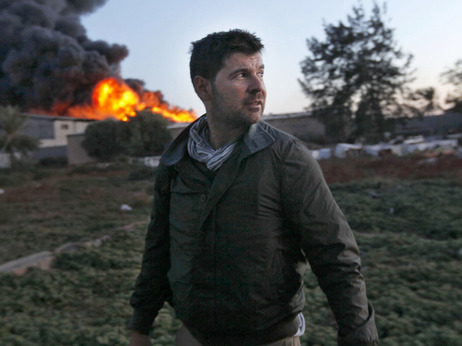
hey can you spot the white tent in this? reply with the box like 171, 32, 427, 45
334, 143, 362, 158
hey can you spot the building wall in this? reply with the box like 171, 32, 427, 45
167, 112, 326, 141
21, 116, 54, 139
19, 114, 93, 160
40, 119, 91, 148
263, 113, 325, 141
67, 133, 95, 165
0, 153, 10, 168
394, 111, 462, 137
33, 146, 67, 160
21, 114, 92, 143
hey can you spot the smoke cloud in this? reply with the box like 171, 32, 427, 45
0, 0, 129, 114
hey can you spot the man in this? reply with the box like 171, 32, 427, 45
129, 29, 378, 346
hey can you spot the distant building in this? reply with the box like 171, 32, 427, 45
394, 111, 462, 138
16, 110, 462, 165
14, 111, 327, 165
67, 133, 95, 166
19, 113, 93, 161
263, 112, 325, 142
168, 112, 326, 142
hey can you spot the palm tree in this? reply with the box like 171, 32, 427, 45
0, 106, 38, 165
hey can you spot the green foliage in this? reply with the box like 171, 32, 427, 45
0, 163, 153, 263
0, 105, 39, 164
0, 164, 55, 188
1, 165, 461, 344
66, 162, 129, 176
82, 112, 172, 162
405, 87, 442, 118
441, 59, 462, 112
0, 231, 144, 345
299, 3, 413, 142
331, 179, 462, 239
82, 119, 124, 161
121, 111, 172, 157
128, 165, 157, 181
0, 207, 9, 224
0, 168, 32, 187
38, 156, 68, 167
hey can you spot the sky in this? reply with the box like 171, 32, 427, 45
81, 0, 462, 116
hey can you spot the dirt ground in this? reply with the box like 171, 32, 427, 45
319, 154, 462, 184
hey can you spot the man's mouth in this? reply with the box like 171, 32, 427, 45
245, 99, 263, 107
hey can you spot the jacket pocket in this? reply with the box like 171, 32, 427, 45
169, 173, 209, 234
271, 246, 304, 302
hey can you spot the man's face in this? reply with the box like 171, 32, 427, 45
209, 52, 266, 128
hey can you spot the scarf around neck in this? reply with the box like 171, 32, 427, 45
187, 117, 239, 171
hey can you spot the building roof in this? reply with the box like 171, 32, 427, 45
262, 111, 312, 120
21, 113, 95, 122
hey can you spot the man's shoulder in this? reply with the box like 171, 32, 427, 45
244, 120, 298, 155
259, 122, 322, 171
257, 120, 296, 142
257, 121, 310, 156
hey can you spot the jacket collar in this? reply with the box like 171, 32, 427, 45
160, 114, 276, 166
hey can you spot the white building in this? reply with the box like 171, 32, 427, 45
19, 113, 93, 161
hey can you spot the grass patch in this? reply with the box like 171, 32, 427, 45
331, 179, 462, 239
0, 158, 461, 345
0, 163, 154, 263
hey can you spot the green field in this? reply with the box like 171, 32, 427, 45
0, 158, 461, 345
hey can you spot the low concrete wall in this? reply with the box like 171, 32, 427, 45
67, 133, 95, 165
0, 251, 54, 275
0, 153, 10, 168
33, 145, 67, 161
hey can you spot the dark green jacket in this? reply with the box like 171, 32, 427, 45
129, 118, 378, 345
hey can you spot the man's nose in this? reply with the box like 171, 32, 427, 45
248, 74, 265, 94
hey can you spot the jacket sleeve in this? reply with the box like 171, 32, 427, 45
127, 164, 173, 335
280, 140, 378, 345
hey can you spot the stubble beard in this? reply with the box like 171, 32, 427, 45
210, 85, 263, 131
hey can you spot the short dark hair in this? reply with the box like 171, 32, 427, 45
189, 29, 264, 83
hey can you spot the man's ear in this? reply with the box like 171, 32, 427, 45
193, 76, 212, 102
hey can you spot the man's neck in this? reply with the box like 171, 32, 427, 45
206, 118, 248, 150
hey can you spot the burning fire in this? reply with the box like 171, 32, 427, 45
62, 77, 196, 123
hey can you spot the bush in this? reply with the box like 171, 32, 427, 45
66, 162, 129, 176
0, 168, 31, 186
38, 157, 68, 167
82, 112, 173, 162
121, 111, 172, 157
82, 119, 124, 161
128, 165, 156, 181
0, 207, 10, 224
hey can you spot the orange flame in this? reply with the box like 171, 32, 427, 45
60, 77, 196, 122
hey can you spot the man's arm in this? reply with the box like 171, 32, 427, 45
281, 140, 378, 345
128, 164, 173, 335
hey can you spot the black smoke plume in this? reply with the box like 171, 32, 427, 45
0, 0, 129, 114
